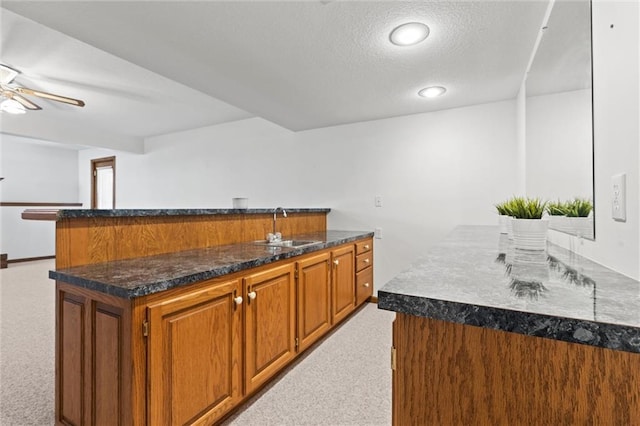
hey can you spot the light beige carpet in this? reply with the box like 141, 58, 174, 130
0, 260, 394, 426
0, 260, 56, 426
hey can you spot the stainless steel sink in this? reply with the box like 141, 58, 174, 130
253, 240, 322, 249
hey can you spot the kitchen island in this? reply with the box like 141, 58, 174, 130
48, 208, 374, 425
378, 225, 640, 425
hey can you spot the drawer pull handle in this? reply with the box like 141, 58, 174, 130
364, 244, 370, 250
234, 296, 243, 305
364, 282, 370, 288
364, 258, 370, 264
248, 291, 257, 300
333, 260, 340, 266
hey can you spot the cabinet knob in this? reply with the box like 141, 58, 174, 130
248, 291, 257, 300
333, 260, 340, 266
364, 258, 370, 264
364, 282, 370, 288
364, 244, 370, 250
234, 296, 243, 305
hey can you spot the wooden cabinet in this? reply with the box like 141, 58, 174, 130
331, 244, 355, 324
392, 313, 640, 425
244, 263, 297, 394
146, 278, 243, 425
355, 238, 374, 306
55, 237, 372, 426
296, 252, 332, 352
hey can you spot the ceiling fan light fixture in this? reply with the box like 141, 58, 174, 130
0, 98, 26, 114
389, 22, 430, 46
418, 86, 447, 98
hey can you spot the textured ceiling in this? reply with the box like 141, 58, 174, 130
526, 0, 592, 97
0, 1, 556, 150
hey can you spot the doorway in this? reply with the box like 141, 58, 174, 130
91, 156, 115, 209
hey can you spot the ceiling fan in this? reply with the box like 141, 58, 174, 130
0, 63, 85, 114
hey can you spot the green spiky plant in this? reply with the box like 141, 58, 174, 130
546, 200, 570, 216
494, 201, 511, 216
503, 196, 547, 219
566, 198, 593, 217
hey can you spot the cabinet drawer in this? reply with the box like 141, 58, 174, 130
356, 252, 372, 272
356, 266, 373, 305
356, 239, 373, 255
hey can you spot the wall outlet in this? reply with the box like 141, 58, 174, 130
375, 227, 383, 239
375, 195, 383, 207
612, 173, 626, 222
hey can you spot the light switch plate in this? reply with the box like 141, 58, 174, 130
375, 195, 383, 207
612, 173, 626, 222
375, 227, 383, 239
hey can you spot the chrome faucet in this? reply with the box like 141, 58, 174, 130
268, 207, 287, 242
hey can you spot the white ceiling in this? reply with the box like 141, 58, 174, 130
0, 1, 553, 152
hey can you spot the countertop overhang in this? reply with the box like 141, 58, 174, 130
53, 207, 331, 219
378, 226, 640, 353
50, 230, 371, 299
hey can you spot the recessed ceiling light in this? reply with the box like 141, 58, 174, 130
418, 86, 447, 98
389, 22, 430, 46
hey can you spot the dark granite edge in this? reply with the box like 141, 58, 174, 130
51, 231, 374, 299
377, 292, 640, 354
56, 208, 331, 219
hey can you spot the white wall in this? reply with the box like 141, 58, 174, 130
0, 135, 80, 259
526, 89, 593, 200
78, 100, 518, 288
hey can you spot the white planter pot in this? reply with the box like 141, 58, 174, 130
507, 217, 514, 240
565, 216, 594, 239
511, 218, 548, 251
498, 215, 510, 234
547, 215, 567, 233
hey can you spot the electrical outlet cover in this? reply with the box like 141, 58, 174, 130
612, 173, 626, 222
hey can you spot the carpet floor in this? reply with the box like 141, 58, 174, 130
0, 260, 394, 426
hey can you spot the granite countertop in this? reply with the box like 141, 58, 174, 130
50, 230, 372, 299
378, 225, 640, 354
55, 208, 330, 219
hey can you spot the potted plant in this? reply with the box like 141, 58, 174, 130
494, 201, 511, 234
565, 198, 593, 238
546, 200, 570, 233
504, 196, 548, 251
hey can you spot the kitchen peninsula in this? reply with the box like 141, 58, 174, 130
378, 226, 640, 425
48, 208, 374, 425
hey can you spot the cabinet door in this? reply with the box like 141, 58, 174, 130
331, 244, 355, 324
244, 263, 296, 394
297, 252, 331, 352
147, 279, 242, 426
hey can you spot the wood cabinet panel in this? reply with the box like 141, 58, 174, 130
355, 266, 373, 306
355, 252, 372, 272
393, 313, 640, 425
355, 239, 373, 255
58, 293, 85, 426
244, 263, 296, 394
56, 284, 133, 426
297, 252, 331, 352
93, 304, 123, 425
331, 245, 355, 324
56, 213, 327, 269
147, 279, 242, 426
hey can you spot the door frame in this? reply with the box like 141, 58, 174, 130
91, 156, 116, 209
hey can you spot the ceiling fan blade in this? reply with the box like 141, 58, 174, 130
14, 86, 85, 107
11, 94, 42, 110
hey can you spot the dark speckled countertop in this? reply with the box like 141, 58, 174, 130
50, 230, 371, 299
55, 208, 330, 219
378, 225, 640, 354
